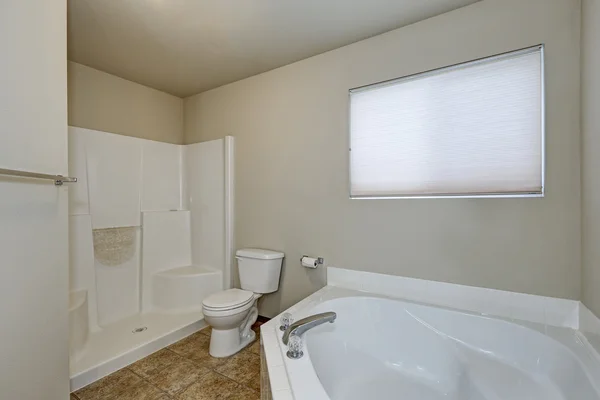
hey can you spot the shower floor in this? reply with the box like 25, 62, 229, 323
70, 310, 206, 391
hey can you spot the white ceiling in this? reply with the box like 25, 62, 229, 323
68, 0, 479, 97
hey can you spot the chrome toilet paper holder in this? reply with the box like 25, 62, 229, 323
301, 255, 324, 265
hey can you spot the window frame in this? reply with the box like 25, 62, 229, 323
348, 45, 546, 200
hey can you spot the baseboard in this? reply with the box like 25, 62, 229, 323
257, 315, 271, 324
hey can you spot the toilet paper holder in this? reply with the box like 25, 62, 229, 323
301, 255, 324, 267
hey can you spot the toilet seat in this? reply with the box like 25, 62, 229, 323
202, 288, 255, 312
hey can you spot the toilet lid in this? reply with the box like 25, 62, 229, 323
202, 289, 254, 310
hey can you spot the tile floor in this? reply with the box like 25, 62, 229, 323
72, 321, 264, 400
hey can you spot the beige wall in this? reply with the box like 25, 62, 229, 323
1, 0, 69, 398
68, 62, 184, 144
184, 0, 582, 317
582, 0, 600, 318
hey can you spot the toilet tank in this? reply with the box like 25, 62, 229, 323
236, 248, 284, 294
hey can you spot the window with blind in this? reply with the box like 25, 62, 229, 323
349, 46, 544, 199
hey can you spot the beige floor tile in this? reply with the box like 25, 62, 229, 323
191, 350, 229, 369
186, 338, 229, 369
227, 387, 260, 400
75, 368, 142, 400
148, 358, 210, 396
177, 371, 240, 400
169, 329, 230, 369
74, 322, 268, 400
214, 351, 260, 384
118, 380, 166, 400
169, 332, 210, 359
244, 371, 261, 393
129, 349, 184, 379
247, 339, 260, 355
200, 327, 212, 336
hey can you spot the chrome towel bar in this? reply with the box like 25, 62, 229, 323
0, 167, 77, 186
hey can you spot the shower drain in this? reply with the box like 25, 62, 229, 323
132, 326, 147, 334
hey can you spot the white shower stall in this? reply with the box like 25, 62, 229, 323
67, 127, 234, 390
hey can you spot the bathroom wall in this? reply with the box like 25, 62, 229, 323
0, 0, 70, 398
68, 62, 184, 144
184, 0, 582, 317
582, 0, 600, 318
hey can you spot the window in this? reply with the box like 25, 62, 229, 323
349, 46, 544, 199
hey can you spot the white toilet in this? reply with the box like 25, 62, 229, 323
202, 248, 284, 357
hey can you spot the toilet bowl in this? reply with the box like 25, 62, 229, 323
202, 248, 284, 357
203, 289, 261, 357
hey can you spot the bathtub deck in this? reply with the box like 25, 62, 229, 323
70, 310, 206, 391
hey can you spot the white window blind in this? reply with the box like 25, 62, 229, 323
349, 46, 544, 198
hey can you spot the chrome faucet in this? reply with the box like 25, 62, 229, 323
282, 312, 337, 345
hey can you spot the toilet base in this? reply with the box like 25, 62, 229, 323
204, 295, 261, 358
209, 327, 256, 358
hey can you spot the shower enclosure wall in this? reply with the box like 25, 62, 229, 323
67, 127, 234, 390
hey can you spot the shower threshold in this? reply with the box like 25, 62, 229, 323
69, 310, 206, 391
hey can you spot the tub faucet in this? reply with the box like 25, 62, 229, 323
282, 312, 337, 345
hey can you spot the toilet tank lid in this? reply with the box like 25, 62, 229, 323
236, 248, 285, 260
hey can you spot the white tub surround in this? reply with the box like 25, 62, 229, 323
85, 129, 143, 229
153, 266, 222, 312
141, 140, 182, 212
261, 268, 600, 400
68, 128, 234, 389
185, 138, 234, 290
69, 290, 89, 362
327, 267, 580, 328
141, 210, 222, 313
69, 215, 100, 331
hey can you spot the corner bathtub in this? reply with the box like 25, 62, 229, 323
269, 287, 600, 400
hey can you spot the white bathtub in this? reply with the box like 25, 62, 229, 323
271, 287, 600, 400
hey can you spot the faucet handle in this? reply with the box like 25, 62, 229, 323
280, 312, 293, 331
286, 334, 304, 359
